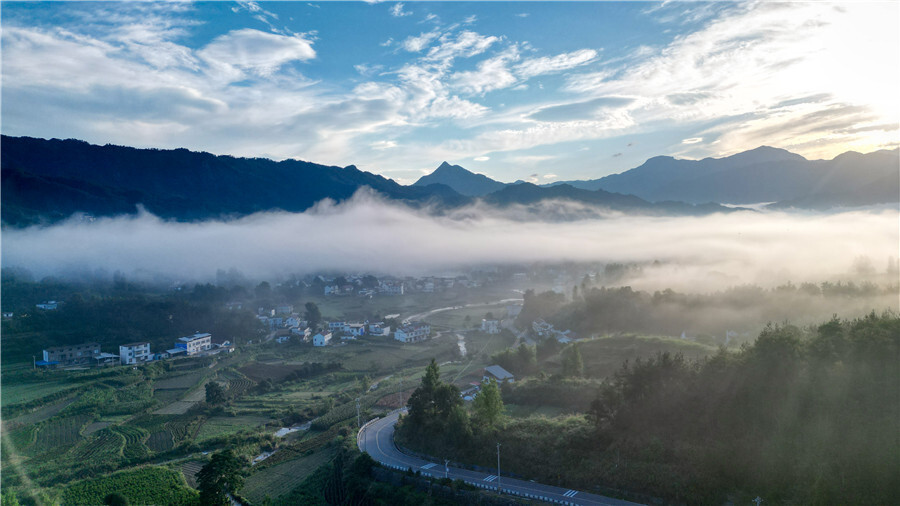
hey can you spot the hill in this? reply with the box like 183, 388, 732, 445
0, 136, 470, 226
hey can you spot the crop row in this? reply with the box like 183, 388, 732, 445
72, 428, 125, 461
111, 426, 150, 460
5, 425, 37, 453
227, 378, 254, 397
258, 426, 340, 468
32, 414, 93, 453
146, 430, 174, 452
311, 394, 377, 430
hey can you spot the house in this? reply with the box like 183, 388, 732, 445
343, 323, 366, 338
42, 342, 101, 365
2, 312, 13, 319
36, 301, 59, 310
291, 326, 312, 339
483, 365, 515, 384
313, 332, 332, 347
93, 353, 120, 366
481, 319, 500, 334
176, 333, 212, 355
394, 321, 431, 343
328, 321, 346, 332
324, 285, 339, 295
367, 322, 390, 336
275, 304, 294, 315
532, 319, 554, 337
119, 342, 152, 365
276, 335, 291, 344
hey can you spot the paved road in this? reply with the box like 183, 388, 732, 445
358, 411, 641, 506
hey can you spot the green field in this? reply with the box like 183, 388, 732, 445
195, 416, 271, 442
1, 380, 77, 407
243, 447, 338, 503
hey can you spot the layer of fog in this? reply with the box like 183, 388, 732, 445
2, 190, 898, 293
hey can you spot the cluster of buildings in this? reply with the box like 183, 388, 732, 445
532, 319, 577, 343
38, 332, 232, 368
322, 275, 484, 297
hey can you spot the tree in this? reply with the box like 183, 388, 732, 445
197, 449, 245, 506
473, 377, 504, 427
205, 382, 227, 405
562, 344, 584, 378
304, 302, 322, 328
254, 281, 271, 299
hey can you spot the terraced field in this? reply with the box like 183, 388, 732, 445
111, 425, 150, 459
71, 428, 125, 461
195, 416, 269, 442
242, 447, 337, 503
82, 421, 111, 436
146, 430, 174, 452
32, 414, 93, 454
180, 460, 204, 489
153, 372, 205, 390
257, 426, 340, 468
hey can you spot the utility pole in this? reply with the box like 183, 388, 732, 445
356, 397, 361, 428
398, 376, 403, 409
753, 497, 763, 506
444, 459, 450, 479
496, 443, 501, 495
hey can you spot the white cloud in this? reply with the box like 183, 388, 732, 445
401, 31, 440, 52
474, 156, 490, 161
390, 2, 412, 18
682, 137, 703, 144
564, 2, 900, 159
543, 173, 557, 179
426, 30, 499, 62
199, 29, 315, 78
516, 49, 598, 79
451, 47, 520, 94
370, 140, 398, 150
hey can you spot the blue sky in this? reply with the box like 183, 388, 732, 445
2, 1, 898, 184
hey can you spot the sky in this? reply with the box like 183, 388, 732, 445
2, 1, 898, 184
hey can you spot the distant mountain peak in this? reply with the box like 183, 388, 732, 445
412, 161, 506, 197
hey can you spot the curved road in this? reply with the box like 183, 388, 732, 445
358, 411, 641, 506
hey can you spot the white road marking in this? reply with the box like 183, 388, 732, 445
483, 475, 498, 482
421, 463, 437, 469
564, 489, 578, 497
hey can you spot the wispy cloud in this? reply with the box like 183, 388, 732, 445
390, 2, 412, 18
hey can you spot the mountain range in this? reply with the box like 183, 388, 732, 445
2, 135, 895, 227
416, 145, 898, 209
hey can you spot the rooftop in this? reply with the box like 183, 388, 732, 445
484, 364, 514, 381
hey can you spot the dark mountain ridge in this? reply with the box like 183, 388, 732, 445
412, 161, 507, 196
1, 136, 741, 227
1, 136, 470, 226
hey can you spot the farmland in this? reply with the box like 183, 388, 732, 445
0, 272, 724, 506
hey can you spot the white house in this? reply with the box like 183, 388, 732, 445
394, 321, 431, 343
367, 322, 390, 336
483, 364, 515, 384
313, 332, 332, 347
328, 321, 346, 332
176, 333, 212, 355
481, 319, 500, 334
119, 342, 152, 365
36, 301, 58, 310
343, 323, 366, 338
291, 326, 312, 339
276, 335, 291, 344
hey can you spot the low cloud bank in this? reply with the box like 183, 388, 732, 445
2, 191, 898, 291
